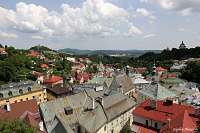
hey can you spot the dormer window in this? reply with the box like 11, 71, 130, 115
0, 93, 3, 98
28, 87, 31, 92
19, 89, 23, 94
8, 91, 13, 96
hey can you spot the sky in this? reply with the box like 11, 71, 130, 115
0, 0, 199, 50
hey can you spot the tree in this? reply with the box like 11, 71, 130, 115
0, 119, 38, 133
0, 44, 3, 48
181, 61, 200, 83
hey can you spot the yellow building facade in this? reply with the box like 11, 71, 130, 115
0, 80, 47, 105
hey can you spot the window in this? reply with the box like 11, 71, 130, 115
20, 99, 23, 102
19, 89, 23, 94
32, 96, 35, 98
39, 94, 41, 96
26, 98, 28, 101
146, 120, 148, 126
155, 123, 158, 128
8, 91, 13, 96
0, 93, 3, 98
14, 100, 17, 103
104, 126, 106, 131
39, 99, 42, 102
28, 87, 31, 92
43, 93, 46, 96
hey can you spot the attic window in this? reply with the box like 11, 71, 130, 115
0, 93, 3, 98
19, 89, 23, 94
28, 87, 32, 92
8, 91, 13, 96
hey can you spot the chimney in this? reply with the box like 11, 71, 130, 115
92, 98, 95, 109
167, 118, 171, 130
99, 97, 104, 107
6, 101, 11, 112
39, 121, 44, 132
150, 100, 157, 109
195, 107, 200, 116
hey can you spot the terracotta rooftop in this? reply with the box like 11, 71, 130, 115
133, 99, 198, 127
156, 67, 165, 71
44, 76, 63, 83
0, 99, 39, 121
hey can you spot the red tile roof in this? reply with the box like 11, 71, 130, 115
41, 64, 48, 68
44, 76, 63, 83
106, 66, 111, 69
0, 48, 6, 51
0, 51, 8, 54
131, 122, 158, 133
160, 73, 177, 81
156, 67, 165, 71
133, 99, 196, 123
0, 99, 39, 121
160, 110, 196, 133
32, 71, 43, 76
26, 52, 39, 57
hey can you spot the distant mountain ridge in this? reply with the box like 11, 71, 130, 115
58, 48, 162, 55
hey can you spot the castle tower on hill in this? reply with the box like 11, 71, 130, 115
179, 41, 186, 49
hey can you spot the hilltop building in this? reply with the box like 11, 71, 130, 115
179, 41, 187, 49
0, 80, 47, 105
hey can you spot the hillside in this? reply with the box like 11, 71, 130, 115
58, 48, 161, 55
138, 46, 200, 61
29, 45, 54, 53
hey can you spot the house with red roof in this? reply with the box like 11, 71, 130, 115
84, 58, 91, 64
26, 52, 40, 57
0, 48, 8, 55
44, 76, 63, 87
79, 58, 83, 62
156, 67, 165, 75
32, 71, 44, 84
0, 99, 46, 132
41, 64, 48, 69
131, 99, 199, 133
77, 73, 91, 84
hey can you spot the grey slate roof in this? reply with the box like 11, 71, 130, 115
109, 75, 134, 93
40, 89, 136, 132
138, 82, 177, 101
170, 86, 196, 101
86, 77, 113, 88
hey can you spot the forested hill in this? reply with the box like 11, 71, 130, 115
58, 48, 161, 55
138, 47, 200, 61
29, 45, 53, 53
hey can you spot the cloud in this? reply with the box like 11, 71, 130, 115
158, 0, 200, 16
124, 23, 143, 37
0, 31, 18, 38
139, 0, 200, 16
32, 36, 43, 39
139, 0, 152, 3
143, 33, 155, 38
178, 28, 191, 32
136, 8, 156, 20
0, 1, 142, 39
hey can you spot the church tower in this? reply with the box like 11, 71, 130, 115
179, 41, 186, 49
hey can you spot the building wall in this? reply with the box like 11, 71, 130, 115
46, 91, 56, 101
0, 89, 47, 105
133, 114, 164, 130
